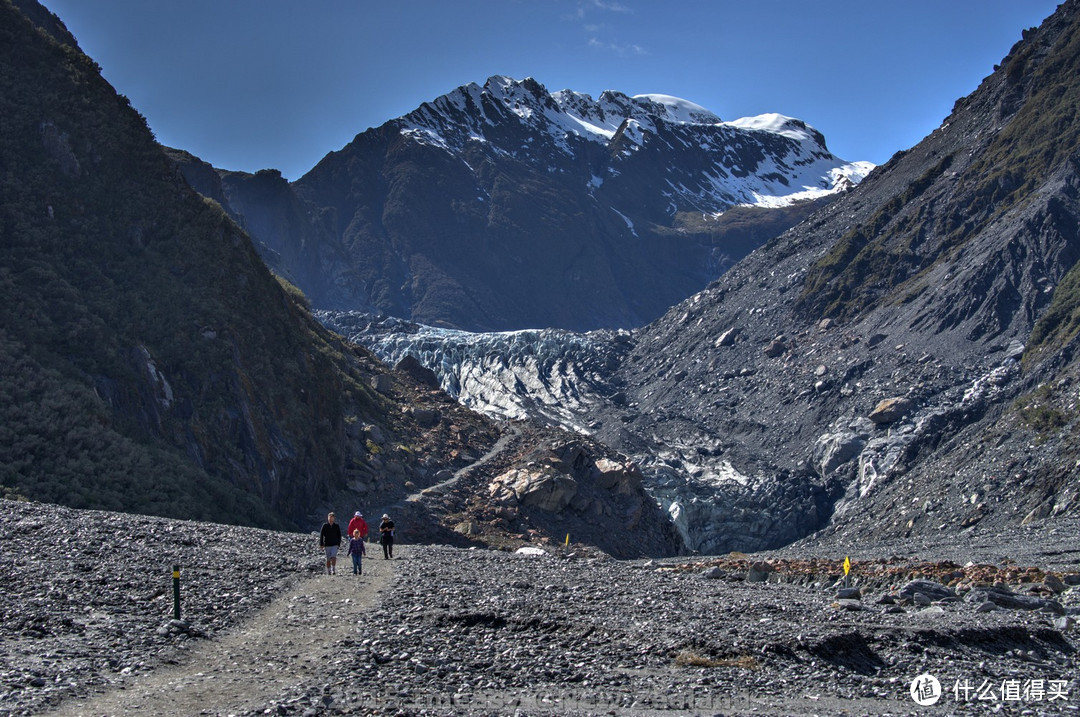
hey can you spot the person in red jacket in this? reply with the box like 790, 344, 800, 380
347, 511, 368, 541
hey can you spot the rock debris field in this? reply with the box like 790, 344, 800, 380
1, 499, 1079, 716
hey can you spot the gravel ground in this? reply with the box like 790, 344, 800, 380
0, 499, 318, 716
2, 499, 1078, 716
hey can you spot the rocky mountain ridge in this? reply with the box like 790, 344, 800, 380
333, 0, 1080, 557
579, 0, 1080, 554
172, 75, 870, 331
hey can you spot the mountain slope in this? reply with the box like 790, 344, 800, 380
0, 0, 501, 529
183, 76, 869, 332
334, 0, 1080, 554
590, 0, 1080, 552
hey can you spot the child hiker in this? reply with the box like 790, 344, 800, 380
347, 528, 366, 575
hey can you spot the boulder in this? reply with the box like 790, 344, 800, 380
395, 355, 440, 388
592, 457, 625, 490
490, 468, 578, 512
372, 374, 393, 394
715, 327, 738, 347
868, 397, 914, 424
1042, 574, 1066, 594
898, 579, 955, 602
763, 339, 787, 358
811, 432, 867, 477
409, 407, 440, 427
746, 561, 773, 583
963, 586, 1064, 614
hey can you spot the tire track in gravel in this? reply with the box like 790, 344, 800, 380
51, 546, 398, 717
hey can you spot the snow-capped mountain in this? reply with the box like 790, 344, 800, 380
177, 75, 872, 331
397, 75, 871, 212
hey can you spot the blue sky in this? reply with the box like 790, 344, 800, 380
42, 0, 1061, 181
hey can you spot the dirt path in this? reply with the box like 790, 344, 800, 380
52, 547, 398, 717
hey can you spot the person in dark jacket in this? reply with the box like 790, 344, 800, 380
319, 512, 342, 575
378, 514, 395, 559
347, 529, 366, 575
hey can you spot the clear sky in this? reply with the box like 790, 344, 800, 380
41, 0, 1062, 181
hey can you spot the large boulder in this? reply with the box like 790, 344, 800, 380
868, 397, 914, 424
490, 468, 579, 512
964, 586, 1064, 613
898, 579, 955, 602
591, 457, 642, 493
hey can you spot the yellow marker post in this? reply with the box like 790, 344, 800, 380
843, 556, 851, 588
172, 565, 181, 620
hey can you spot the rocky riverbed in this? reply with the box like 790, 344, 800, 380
2, 498, 1078, 716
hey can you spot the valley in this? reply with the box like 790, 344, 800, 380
2, 0, 1080, 712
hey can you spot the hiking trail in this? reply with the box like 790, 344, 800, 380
51, 548, 398, 717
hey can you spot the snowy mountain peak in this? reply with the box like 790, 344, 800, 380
403, 76, 726, 149
392, 75, 872, 213
723, 113, 824, 146
631, 93, 722, 125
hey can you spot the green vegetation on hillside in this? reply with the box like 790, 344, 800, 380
799, 155, 954, 320
0, 2, 388, 527
798, 13, 1080, 323
1027, 252, 1080, 368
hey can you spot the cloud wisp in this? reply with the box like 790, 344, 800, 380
587, 37, 648, 56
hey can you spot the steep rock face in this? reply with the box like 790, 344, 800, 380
189, 76, 869, 332
164, 148, 358, 310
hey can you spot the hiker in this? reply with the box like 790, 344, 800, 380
347, 511, 368, 540
319, 512, 342, 575
347, 528, 366, 575
379, 513, 395, 559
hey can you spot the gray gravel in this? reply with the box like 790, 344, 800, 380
0, 499, 316, 716
256, 543, 1080, 716
3, 499, 1078, 716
